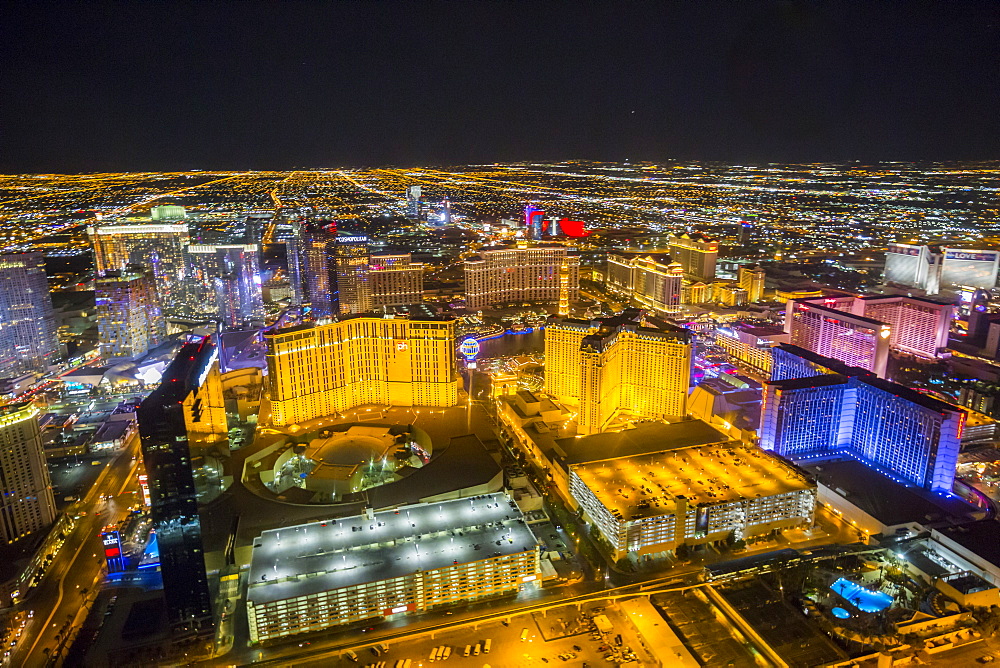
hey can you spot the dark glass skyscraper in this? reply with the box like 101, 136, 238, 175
137, 338, 216, 638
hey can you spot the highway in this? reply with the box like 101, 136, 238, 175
12, 436, 142, 668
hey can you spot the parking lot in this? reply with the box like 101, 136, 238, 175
308, 599, 648, 668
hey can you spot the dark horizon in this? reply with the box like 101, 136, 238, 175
3, 1, 1000, 173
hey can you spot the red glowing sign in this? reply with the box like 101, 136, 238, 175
104, 547, 121, 559
556, 218, 590, 237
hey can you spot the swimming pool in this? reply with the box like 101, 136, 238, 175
831, 607, 851, 619
830, 578, 893, 613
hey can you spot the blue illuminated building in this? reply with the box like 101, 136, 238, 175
760, 350, 963, 494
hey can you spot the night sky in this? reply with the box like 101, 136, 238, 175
2, 1, 999, 173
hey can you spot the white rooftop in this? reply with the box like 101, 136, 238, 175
247, 492, 538, 604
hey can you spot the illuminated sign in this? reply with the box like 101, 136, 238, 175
459, 338, 480, 360
888, 245, 922, 256
556, 218, 590, 238
945, 251, 998, 262
522, 575, 538, 583
337, 235, 369, 244
395, 341, 409, 351
101, 531, 125, 572
880, 325, 892, 339
138, 473, 152, 506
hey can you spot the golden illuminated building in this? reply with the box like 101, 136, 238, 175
712, 282, 748, 306
570, 440, 815, 560
545, 310, 692, 435
87, 221, 190, 311
667, 232, 717, 281
265, 314, 457, 426
606, 253, 683, 314
0, 402, 57, 544
737, 265, 766, 302
464, 242, 579, 309
714, 324, 788, 375
370, 253, 424, 306
558, 258, 570, 317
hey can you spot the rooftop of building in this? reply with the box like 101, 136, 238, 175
379, 304, 440, 319
365, 433, 502, 508
0, 401, 34, 422
767, 374, 850, 391
246, 492, 537, 603
267, 310, 452, 337
934, 520, 1000, 570
736, 324, 786, 338
857, 375, 963, 415
571, 441, 813, 521
794, 302, 885, 328
800, 458, 979, 528
670, 232, 717, 243
554, 419, 729, 466
136, 337, 216, 429
856, 294, 953, 308
772, 343, 875, 377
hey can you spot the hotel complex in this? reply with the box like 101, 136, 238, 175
369, 253, 424, 306
0, 402, 57, 545
570, 441, 815, 560
544, 310, 692, 435
136, 339, 217, 638
0, 252, 61, 379
265, 313, 458, 426
785, 294, 953, 377
883, 243, 1000, 294
605, 253, 684, 314
246, 493, 540, 641
760, 348, 964, 494
88, 221, 190, 312
496, 401, 815, 562
464, 242, 579, 309
95, 265, 167, 359
714, 324, 788, 376
667, 232, 718, 281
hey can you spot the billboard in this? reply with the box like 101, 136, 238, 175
941, 248, 1000, 290
102, 530, 125, 573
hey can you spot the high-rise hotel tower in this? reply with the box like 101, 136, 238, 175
0, 252, 60, 379
545, 310, 692, 435
0, 402, 57, 544
95, 265, 167, 360
464, 242, 579, 309
88, 221, 190, 313
760, 346, 963, 494
265, 312, 458, 426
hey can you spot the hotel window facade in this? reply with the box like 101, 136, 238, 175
265, 315, 457, 426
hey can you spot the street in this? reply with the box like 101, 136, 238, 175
12, 437, 141, 668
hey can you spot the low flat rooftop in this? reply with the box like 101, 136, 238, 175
571, 442, 813, 521
247, 492, 537, 604
801, 459, 978, 527
555, 419, 728, 466
935, 520, 1000, 570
